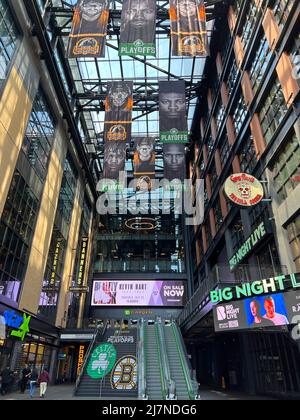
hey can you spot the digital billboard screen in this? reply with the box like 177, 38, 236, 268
213, 290, 300, 332
91, 280, 186, 307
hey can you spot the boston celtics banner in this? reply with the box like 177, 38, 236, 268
164, 143, 186, 181
159, 81, 188, 144
103, 141, 127, 180
104, 81, 133, 144
67, 0, 109, 58
119, 0, 156, 56
169, 0, 208, 57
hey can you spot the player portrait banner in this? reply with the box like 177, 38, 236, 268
103, 141, 127, 180
169, 0, 208, 57
67, 0, 109, 58
163, 143, 186, 181
119, 0, 157, 56
133, 137, 155, 178
159, 81, 188, 144
104, 81, 133, 145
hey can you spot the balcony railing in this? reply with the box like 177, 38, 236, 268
178, 264, 288, 328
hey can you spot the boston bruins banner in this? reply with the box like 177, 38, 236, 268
169, 0, 208, 57
119, 0, 157, 56
67, 0, 109, 58
104, 81, 133, 144
133, 137, 155, 189
159, 81, 188, 144
163, 143, 186, 181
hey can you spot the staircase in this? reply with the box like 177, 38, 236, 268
164, 325, 191, 400
145, 325, 164, 400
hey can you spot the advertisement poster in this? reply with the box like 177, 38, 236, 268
104, 81, 133, 144
169, 0, 208, 57
119, 0, 157, 56
103, 141, 127, 180
163, 143, 186, 181
133, 137, 155, 178
91, 280, 186, 307
67, 0, 109, 58
213, 291, 299, 333
159, 81, 188, 144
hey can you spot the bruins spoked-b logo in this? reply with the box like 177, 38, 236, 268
110, 355, 137, 390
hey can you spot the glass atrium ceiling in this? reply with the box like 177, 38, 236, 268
46, 0, 219, 159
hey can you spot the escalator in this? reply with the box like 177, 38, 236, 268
144, 324, 165, 400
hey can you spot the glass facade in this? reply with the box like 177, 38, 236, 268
0, 0, 19, 84
249, 33, 272, 93
287, 214, 300, 271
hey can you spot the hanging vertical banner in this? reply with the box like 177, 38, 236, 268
163, 143, 186, 181
119, 0, 157, 56
103, 141, 127, 180
133, 137, 156, 177
169, 0, 208, 57
67, 0, 109, 58
49, 238, 64, 286
159, 81, 188, 144
76, 237, 89, 287
104, 81, 133, 144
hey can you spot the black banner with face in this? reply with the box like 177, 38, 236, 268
67, 0, 109, 58
169, 0, 208, 57
104, 81, 133, 145
103, 141, 127, 180
159, 80, 188, 144
120, 0, 157, 56
133, 137, 156, 177
163, 143, 186, 181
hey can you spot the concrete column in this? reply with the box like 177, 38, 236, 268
18, 127, 67, 314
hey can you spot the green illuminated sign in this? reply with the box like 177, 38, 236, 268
87, 343, 117, 379
229, 222, 268, 270
10, 313, 31, 341
211, 273, 300, 304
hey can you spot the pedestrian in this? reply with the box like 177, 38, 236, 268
29, 367, 38, 399
38, 368, 49, 398
0, 366, 14, 395
20, 364, 31, 393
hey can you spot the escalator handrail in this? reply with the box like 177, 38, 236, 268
138, 319, 147, 399
157, 319, 176, 400
74, 322, 105, 394
171, 321, 195, 400
154, 322, 168, 400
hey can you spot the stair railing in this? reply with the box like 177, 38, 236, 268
138, 318, 148, 400
74, 323, 102, 395
170, 320, 197, 400
156, 318, 176, 400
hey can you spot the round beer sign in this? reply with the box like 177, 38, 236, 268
224, 173, 264, 207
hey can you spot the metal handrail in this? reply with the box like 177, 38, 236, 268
156, 319, 176, 400
171, 320, 195, 400
154, 322, 167, 400
138, 319, 147, 400
74, 324, 100, 394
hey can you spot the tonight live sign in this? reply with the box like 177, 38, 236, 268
210, 273, 300, 304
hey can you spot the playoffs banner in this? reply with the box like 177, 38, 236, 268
169, 0, 208, 57
159, 81, 188, 144
120, 0, 157, 56
91, 280, 186, 307
163, 143, 186, 181
104, 81, 133, 144
67, 0, 109, 58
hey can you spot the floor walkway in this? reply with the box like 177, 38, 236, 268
0, 384, 274, 400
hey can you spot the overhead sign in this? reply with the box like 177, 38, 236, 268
210, 273, 300, 304
159, 81, 188, 144
213, 290, 300, 333
229, 222, 269, 270
67, 0, 109, 58
91, 280, 186, 307
119, 0, 156, 56
169, 0, 208, 57
69, 286, 89, 293
224, 173, 264, 207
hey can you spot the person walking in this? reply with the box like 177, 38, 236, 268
20, 364, 31, 393
29, 367, 38, 399
0, 366, 14, 395
38, 368, 49, 398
